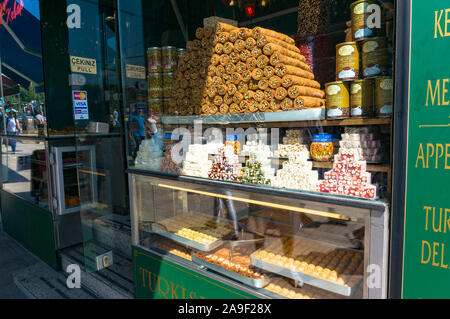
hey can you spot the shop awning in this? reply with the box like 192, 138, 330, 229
2, 73, 19, 96
0, 0, 44, 91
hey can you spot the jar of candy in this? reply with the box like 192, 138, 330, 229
225, 135, 241, 154
310, 134, 334, 162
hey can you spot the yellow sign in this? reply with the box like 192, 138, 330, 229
70, 56, 97, 75
126, 64, 146, 79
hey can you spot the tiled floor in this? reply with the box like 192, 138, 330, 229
0, 230, 38, 299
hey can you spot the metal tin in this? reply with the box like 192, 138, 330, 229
162, 46, 177, 73
350, 79, 374, 118
162, 72, 174, 88
351, 0, 378, 41
177, 48, 186, 64
375, 77, 393, 118
148, 73, 162, 90
147, 47, 162, 73
148, 98, 164, 114
325, 81, 350, 119
148, 87, 163, 99
336, 42, 360, 81
362, 37, 389, 78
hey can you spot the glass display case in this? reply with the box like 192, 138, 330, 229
130, 173, 389, 299
118, 0, 395, 299
50, 145, 97, 215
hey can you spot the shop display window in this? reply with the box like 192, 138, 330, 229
120, 0, 395, 201
119, 0, 395, 299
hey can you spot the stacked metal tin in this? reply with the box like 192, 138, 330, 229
325, 0, 393, 119
147, 46, 183, 115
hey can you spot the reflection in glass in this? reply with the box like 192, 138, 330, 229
1, 137, 48, 208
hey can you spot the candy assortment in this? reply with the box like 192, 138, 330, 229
240, 140, 275, 179
342, 127, 388, 163
160, 145, 182, 175
282, 129, 307, 145
274, 143, 309, 158
135, 139, 163, 170
182, 144, 216, 178
317, 133, 377, 199
239, 156, 272, 186
208, 146, 241, 181
272, 148, 319, 192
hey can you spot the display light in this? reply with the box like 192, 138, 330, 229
244, 3, 255, 17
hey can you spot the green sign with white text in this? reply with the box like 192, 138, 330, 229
403, 0, 450, 298
132, 246, 257, 299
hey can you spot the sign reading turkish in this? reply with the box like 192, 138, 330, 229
403, 0, 450, 298
70, 56, 97, 75
0, 0, 24, 26
72, 90, 89, 120
133, 247, 255, 299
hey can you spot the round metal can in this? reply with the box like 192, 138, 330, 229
147, 47, 161, 73
162, 46, 177, 73
336, 42, 360, 81
362, 37, 389, 78
351, 79, 374, 118
162, 72, 174, 89
148, 98, 164, 114
177, 48, 186, 64
148, 73, 162, 90
325, 81, 350, 119
375, 77, 393, 117
351, 0, 379, 41
148, 87, 163, 99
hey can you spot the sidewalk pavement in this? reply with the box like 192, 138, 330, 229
0, 225, 38, 299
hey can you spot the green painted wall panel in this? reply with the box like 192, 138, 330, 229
0, 190, 57, 269
403, 0, 450, 299
133, 246, 257, 299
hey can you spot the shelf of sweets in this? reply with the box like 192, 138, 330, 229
162, 109, 325, 126
250, 236, 364, 296
161, 116, 391, 128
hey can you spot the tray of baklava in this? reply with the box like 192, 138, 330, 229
149, 214, 235, 252
250, 236, 363, 296
192, 245, 270, 289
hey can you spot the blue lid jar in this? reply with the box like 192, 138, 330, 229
226, 135, 238, 141
312, 134, 332, 143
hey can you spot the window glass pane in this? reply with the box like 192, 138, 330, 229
1, 137, 48, 209
120, 0, 394, 299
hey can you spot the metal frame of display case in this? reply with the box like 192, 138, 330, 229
50, 145, 97, 216
128, 170, 390, 299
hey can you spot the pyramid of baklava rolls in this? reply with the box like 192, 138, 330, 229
169, 22, 325, 116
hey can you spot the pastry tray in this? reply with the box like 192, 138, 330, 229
151, 223, 225, 252
250, 253, 359, 297
192, 254, 270, 289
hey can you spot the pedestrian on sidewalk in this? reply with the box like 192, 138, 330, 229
6, 111, 22, 154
